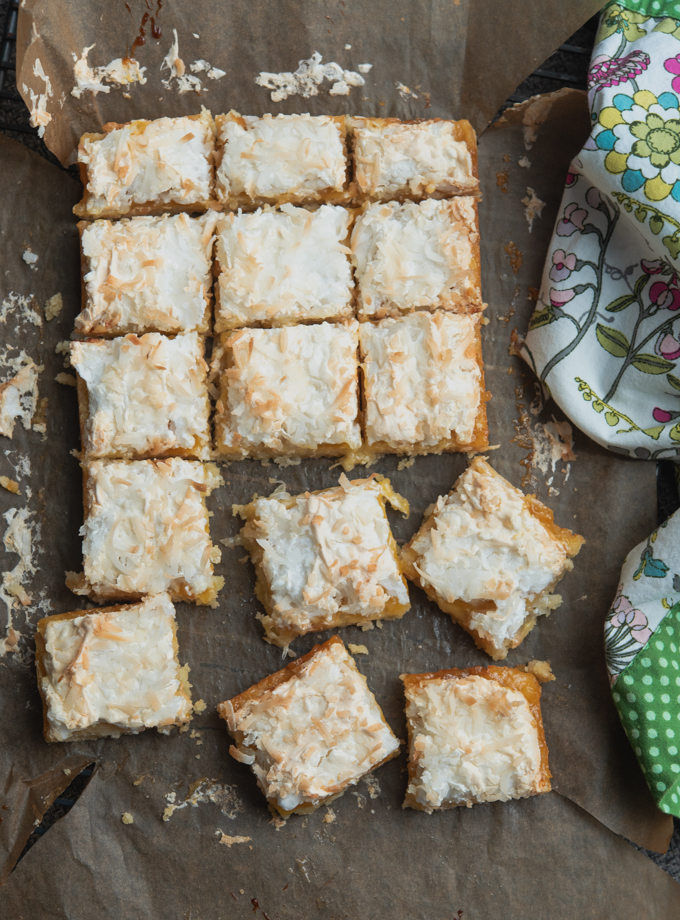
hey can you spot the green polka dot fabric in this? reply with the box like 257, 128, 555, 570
613, 0, 680, 16
613, 603, 680, 814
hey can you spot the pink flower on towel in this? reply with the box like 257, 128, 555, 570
556, 203, 587, 237
549, 249, 577, 282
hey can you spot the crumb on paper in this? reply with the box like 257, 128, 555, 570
296, 857, 313, 882
360, 620, 375, 632
0, 476, 19, 495
344, 44, 352, 50
522, 94, 553, 150
71, 45, 147, 98
504, 241, 523, 274
363, 774, 381, 799
323, 807, 336, 824
255, 52, 367, 102
22, 58, 52, 137
22, 250, 38, 270
396, 81, 418, 99
63, 768, 71, 776
523, 660, 555, 684
532, 419, 576, 475
44, 294, 63, 321
270, 813, 287, 830
194, 698, 207, 714
509, 328, 525, 358
352, 792, 367, 809
133, 775, 148, 786
273, 456, 301, 468
348, 643, 368, 655
397, 456, 415, 470
121, 812, 134, 825
522, 188, 545, 233
358, 63, 373, 74
189, 59, 226, 81
1, 292, 42, 327
218, 833, 251, 847
518, 155, 531, 169
496, 169, 509, 194
220, 534, 242, 549
162, 780, 243, 822
160, 29, 201, 94
0, 360, 43, 439
55, 373, 76, 387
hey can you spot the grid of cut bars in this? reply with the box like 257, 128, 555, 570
72, 111, 488, 465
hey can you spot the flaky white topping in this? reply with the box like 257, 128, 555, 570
360, 312, 481, 448
252, 478, 409, 634
216, 322, 361, 455
405, 675, 541, 809
409, 464, 568, 650
81, 458, 222, 598
226, 640, 399, 811
352, 198, 481, 317
71, 332, 210, 459
215, 204, 353, 329
40, 594, 191, 742
78, 112, 214, 216
0, 360, 42, 438
352, 119, 477, 197
77, 212, 217, 335
216, 113, 347, 202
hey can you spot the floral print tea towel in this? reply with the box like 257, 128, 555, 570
605, 509, 680, 814
523, 1, 680, 462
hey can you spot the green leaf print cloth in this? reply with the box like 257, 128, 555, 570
524, 1, 680, 815
605, 512, 680, 814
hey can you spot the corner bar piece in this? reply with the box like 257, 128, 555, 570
351, 117, 479, 201
74, 111, 216, 219
212, 321, 361, 461
237, 474, 410, 648
76, 212, 217, 336
214, 204, 353, 331
215, 112, 350, 209
401, 666, 551, 811
68, 458, 223, 605
218, 636, 400, 815
351, 198, 483, 319
71, 332, 211, 461
359, 311, 488, 455
35, 594, 192, 742
401, 457, 584, 660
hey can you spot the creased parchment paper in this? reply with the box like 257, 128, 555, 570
0, 1, 677, 912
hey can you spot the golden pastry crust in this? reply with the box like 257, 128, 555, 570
401, 458, 584, 660
237, 474, 410, 648
359, 311, 489, 456
35, 595, 193, 743
74, 112, 217, 219
215, 112, 353, 209
351, 117, 479, 202
401, 665, 551, 812
218, 635, 400, 816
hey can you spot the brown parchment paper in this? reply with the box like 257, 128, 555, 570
1, 18, 678, 915
16, 0, 604, 166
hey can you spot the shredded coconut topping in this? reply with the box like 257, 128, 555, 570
404, 674, 541, 810
360, 312, 482, 449
71, 332, 210, 460
71, 45, 147, 98
352, 198, 482, 318
216, 113, 347, 204
215, 322, 360, 457
352, 118, 477, 198
255, 52, 366, 102
215, 204, 352, 330
407, 461, 569, 650
78, 458, 222, 600
77, 112, 214, 218
247, 479, 409, 638
23, 58, 53, 138
0, 360, 42, 439
77, 212, 217, 335
39, 594, 191, 742
223, 639, 399, 812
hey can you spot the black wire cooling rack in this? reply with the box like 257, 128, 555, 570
1, 0, 679, 883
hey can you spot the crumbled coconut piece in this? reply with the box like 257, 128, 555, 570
352, 199, 482, 317
404, 674, 544, 810
220, 638, 400, 813
77, 213, 217, 335
194, 699, 207, 713
0, 360, 42, 438
0, 293, 42, 327
348, 644, 369, 655
70, 332, 211, 460
22, 59, 52, 137
44, 294, 63, 321
22, 250, 38, 270
72, 45, 147, 98
518, 156, 531, 169
360, 312, 482, 449
161, 30, 204, 93
522, 188, 545, 232
216, 113, 347, 204
352, 118, 478, 198
218, 833, 251, 847
358, 64, 373, 74
255, 52, 365, 101
75, 458, 222, 601
162, 780, 243, 821
523, 660, 555, 683
323, 807, 336, 823
121, 812, 134, 825
0, 476, 20, 494
396, 82, 418, 99
55, 373, 76, 387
